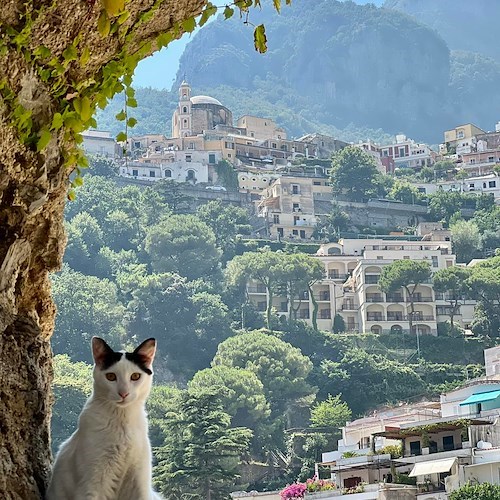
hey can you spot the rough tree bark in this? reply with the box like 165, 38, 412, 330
0, 1, 205, 498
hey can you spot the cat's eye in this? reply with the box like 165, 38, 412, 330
105, 373, 117, 381
131, 373, 141, 381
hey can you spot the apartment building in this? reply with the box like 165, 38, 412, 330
246, 225, 475, 335
317, 346, 500, 499
380, 135, 435, 170
257, 173, 331, 241
82, 130, 119, 157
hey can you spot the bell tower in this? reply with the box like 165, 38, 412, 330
178, 80, 192, 137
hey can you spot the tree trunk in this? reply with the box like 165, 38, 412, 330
0, 1, 206, 497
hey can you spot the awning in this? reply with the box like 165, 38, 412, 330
409, 458, 456, 477
459, 390, 500, 406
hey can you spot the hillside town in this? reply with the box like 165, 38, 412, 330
78, 83, 500, 499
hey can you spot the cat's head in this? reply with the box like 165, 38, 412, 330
91, 337, 156, 407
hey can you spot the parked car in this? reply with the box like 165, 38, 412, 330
205, 185, 227, 191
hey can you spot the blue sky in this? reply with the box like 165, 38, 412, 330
132, 0, 385, 90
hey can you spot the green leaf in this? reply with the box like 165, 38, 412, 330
36, 129, 52, 152
98, 10, 111, 37
102, 0, 124, 17
273, 0, 281, 12
125, 87, 135, 98
116, 131, 127, 142
127, 117, 137, 128
115, 110, 127, 121
73, 176, 84, 187
51, 113, 64, 130
62, 45, 78, 62
199, 3, 217, 27
223, 6, 234, 19
79, 47, 90, 66
117, 10, 130, 25
181, 17, 196, 33
67, 189, 76, 201
33, 46, 51, 59
126, 97, 137, 108
157, 32, 173, 48
253, 24, 267, 53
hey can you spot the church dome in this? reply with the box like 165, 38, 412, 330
190, 95, 222, 106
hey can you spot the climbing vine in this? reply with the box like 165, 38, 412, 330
0, 0, 288, 199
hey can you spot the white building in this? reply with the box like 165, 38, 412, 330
82, 130, 118, 157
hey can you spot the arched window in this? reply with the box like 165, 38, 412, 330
182, 106, 188, 113
187, 170, 195, 180
164, 170, 172, 178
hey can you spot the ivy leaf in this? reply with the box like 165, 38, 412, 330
98, 10, 111, 37
62, 45, 78, 62
254, 24, 267, 53
51, 113, 64, 130
199, 3, 217, 27
79, 47, 90, 66
115, 110, 127, 121
126, 97, 137, 108
223, 6, 234, 19
117, 10, 130, 25
116, 131, 127, 142
127, 117, 137, 128
181, 17, 196, 33
157, 32, 173, 48
102, 0, 125, 17
68, 189, 76, 201
125, 87, 135, 98
36, 129, 52, 152
73, 176, 84, 187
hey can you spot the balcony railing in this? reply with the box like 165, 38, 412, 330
327, 273, 349, 280
367, 315, 385, 321
386, 295, 404, 302
412, 315, 435, 321
387, 314, 406, 321
407, 297, 433, 302
314, 292, 331, 301
365, 275, 380, 284
366, 295, 384, 302
247, 287, 267, 294
342, 302, 356, 310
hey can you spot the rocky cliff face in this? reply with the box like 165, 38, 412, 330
176, 0, 500, 141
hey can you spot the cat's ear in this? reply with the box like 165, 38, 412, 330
134, 338, 156, 369
92, 337, 114, 368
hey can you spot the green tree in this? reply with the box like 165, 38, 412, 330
145, 215, 222, 281
197, 200, 252, 261
466, 256, 500, 337
154, 388, 252, 500
225, 250, 286, 329
314, 204, 350, 241
451, 219, 482, 263
152, 179, 193, 214
51, 355, 92, 452
433, 160, 455, 180
212, 331, 316, 417
51, 265, 126, 362
279, 253, 326, 330
387, 180, 423, 205
433, 266, 471, 328
189, 366, 271, 454
379, 260, 432, 355
215, 159, 239, 191
449, 482, 500, 500
330, 146, 380, 201
86, 155, 118, 178
310, 394, 352, 429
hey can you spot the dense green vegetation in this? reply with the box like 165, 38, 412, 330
51, 160, 499, 494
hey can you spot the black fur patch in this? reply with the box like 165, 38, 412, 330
100, 351, 123, 370
125, 352, 153, 375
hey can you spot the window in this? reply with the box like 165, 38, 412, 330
299, 309, 310, 319
272, 143, 277, 149
208, 153, 216, 164
182, 119, 188, 128
292, 184, 299, 194
489, 181, 496, 188
280, 302, 288, 312
300, 230, 306, 238
187, 170, 195, 180
443, 435, 455, 452
257, 301, 266, 312
182, 106, 187, 113
410, 441, 421, 456
457, 130, 464, 139
293, 203, 300, 212
431, 256, 438, 267
277, 228, 284, 237
319, 309, 331, 319
132, 169, 138, 176
294, 216, 300, 226
489, 156, 495, 163
273, 215, 280, 224
149, 170, 156, 178
403, 256, 410, 259
185, 155, 192, 162
164, 170, 172, 178
399, 147, 406, 157
292, 229, 298, 236
313, 181, 321, 186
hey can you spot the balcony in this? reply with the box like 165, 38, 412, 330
387, 314, 406, 321
367, 314, 385, 322
412, 315, 435, 321
315, 292, 331, 301
365, 275, 380, 284
247, 286, 266, 294
342, 302, 356, 310
407, 297, 433, 303
366, 295, 384, 303
327, 273, 349, 281
386, 295, 404, 302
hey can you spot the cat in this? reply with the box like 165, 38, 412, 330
46, 337, 164, 500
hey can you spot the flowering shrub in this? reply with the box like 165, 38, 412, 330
280, 483, 307, 499
341, 482, 366, 495
305, 476, 335, 492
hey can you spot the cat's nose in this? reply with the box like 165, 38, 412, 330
119, 392, 129, 399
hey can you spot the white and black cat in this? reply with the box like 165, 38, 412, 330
46, 337, 164, 500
